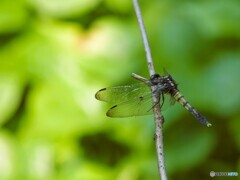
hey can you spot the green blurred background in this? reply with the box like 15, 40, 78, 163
0, 0, 239, 179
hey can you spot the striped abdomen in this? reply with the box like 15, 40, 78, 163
173, 91, 211, 127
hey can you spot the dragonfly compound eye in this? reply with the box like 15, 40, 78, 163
150, 74, 161, 85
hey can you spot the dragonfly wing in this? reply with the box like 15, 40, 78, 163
169, 96, 176, 105
95, 82, 151, 104
159, 93, 176, 111
106, 94, 154, 117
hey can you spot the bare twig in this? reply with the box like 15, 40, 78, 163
131, 73, 148, 82
132, 0, 168, 179
132, 0, 155, 76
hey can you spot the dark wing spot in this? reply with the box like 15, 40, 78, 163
106, 105, 118, 117
95, 92, 100, 99
139, 96, 144, 101
110, 105, 117, 109
99, 88, 107, 91
95, 88, 107, 99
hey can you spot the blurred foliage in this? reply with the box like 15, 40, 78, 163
0, 0, 239, 179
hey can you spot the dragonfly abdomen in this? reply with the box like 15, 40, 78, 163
173, 91, 189, 109
173, 91, 211, 127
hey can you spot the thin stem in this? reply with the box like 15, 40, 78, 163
132, 0, 168, 179
131, 73, 148, 82
132, 0, 155, 76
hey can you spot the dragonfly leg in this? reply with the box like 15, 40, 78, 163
160, 93, 165, 108
147, 93, 162, 112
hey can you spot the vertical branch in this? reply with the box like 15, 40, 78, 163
132, 0, 168, 180
132, 0, 155, 76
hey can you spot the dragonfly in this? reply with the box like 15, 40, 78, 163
95, 71, 212, 127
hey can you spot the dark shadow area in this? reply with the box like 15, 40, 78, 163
79, 132, 131, 167
2, 82, 32, 133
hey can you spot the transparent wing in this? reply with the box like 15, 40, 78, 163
106, 93, 154, 117
158, 93, 176, 112
95, 82, 151, 104
169, 96, 176, 106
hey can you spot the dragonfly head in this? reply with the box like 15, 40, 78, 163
150, 73, 178, 93
150, 74, 162, 85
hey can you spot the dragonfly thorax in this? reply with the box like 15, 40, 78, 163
165, 75, 178, 93
150, 73, 178, 91
160, 74, 178, 94
163, 75, 177, 88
